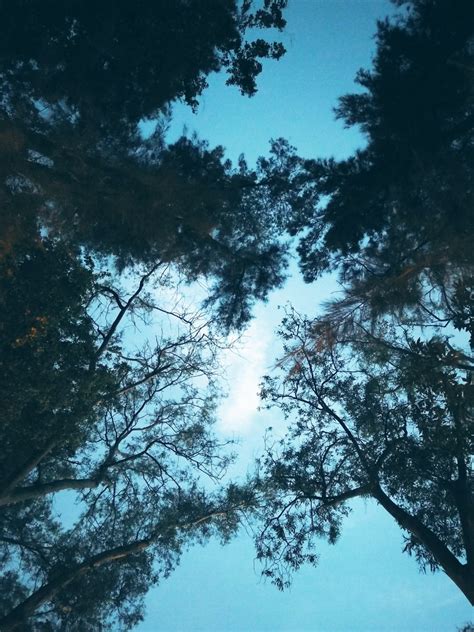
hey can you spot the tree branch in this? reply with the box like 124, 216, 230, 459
0, 509, 232, 630
92, 264, 159, 366
0, 478, 100, 507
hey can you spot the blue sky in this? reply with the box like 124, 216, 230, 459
137, 2, 473, 630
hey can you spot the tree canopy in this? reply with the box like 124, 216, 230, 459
0, 0, 286, 133
0, 239, 252, 630
1, 0, 473, 626
0, 1, 288, 628
253, 0, 474, 606
0, 0, 291, 330
257, 305, 473, 603
290, 0, 473, 306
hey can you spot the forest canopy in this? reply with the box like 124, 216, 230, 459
0, 1, 289, 629
0, 0, 473, 629
253, 0, 474, 607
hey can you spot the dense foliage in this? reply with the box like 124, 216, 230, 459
1, 0, 473, 626
254, 0, 474, 606
0, 1, 288, 628
292, 0, 473, 294
0, 0, 289, 331
0, 241, 249, 629
0, 0, 286, 132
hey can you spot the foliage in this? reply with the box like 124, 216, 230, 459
0, 244, 249, 629
257, 306, 474, 602
252, 0, 474, 606
0, 240, 115, 484
0, 3, 292, 625
1, 127, 294, 330
0, 0, 286, 134
287, 0, 474, 313
0, 1, 291, 332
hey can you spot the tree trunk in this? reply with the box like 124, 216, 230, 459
0, 441, 57, 499
373, 485, 474, 605
0, 478, 99, 507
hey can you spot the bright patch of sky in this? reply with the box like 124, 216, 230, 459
218, 314, 272, 436
137, 2, 473, 630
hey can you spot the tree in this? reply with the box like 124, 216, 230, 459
0, 0, 286, 135
0, 241, 252, 629
0, 2, 292, 627
1, 128, 290, 329
0, 1, 290, 330
0, 490, 244, 631
0, 241, 117, 488
288, 0, 473, 313
0, 0, 295, 627
256, 307, 473, 603
251, 0, 474, 605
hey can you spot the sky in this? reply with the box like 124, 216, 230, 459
137, 2, 473, 631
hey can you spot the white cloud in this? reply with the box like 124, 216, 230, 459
217, 317, 271, 436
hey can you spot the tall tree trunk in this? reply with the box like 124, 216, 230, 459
0, 478, 99, 507
373, 485, 474, 605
